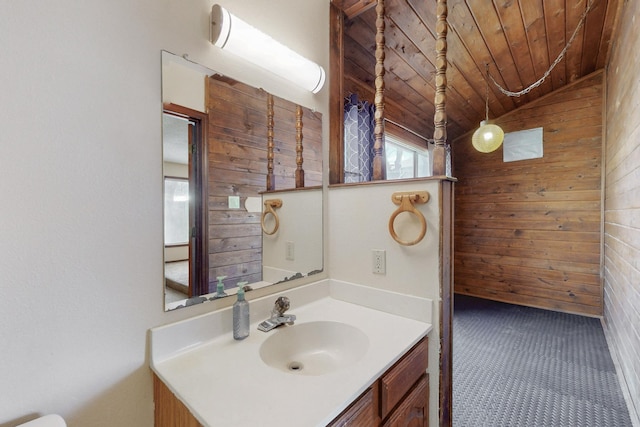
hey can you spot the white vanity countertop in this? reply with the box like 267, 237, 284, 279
150, 279, 432, 427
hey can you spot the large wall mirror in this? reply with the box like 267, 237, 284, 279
161, 51, 323, 311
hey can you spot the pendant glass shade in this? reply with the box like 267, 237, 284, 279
472, 120, 504, 153
210, 4, 325, 94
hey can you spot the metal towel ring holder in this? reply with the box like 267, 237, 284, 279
261, 199, 283, 235
388, 191, 429, 246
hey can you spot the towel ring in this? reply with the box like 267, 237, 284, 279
388, 191, 429, 246
261, 199, 283, 235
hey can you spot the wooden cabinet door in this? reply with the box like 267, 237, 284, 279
380, 338, 428, 419
382, 374, 429, 427
328, 388, 376, 427
153, 374, 202, 427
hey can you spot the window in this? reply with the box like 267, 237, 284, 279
385, 134, 430, 180
164, 177, 189, 245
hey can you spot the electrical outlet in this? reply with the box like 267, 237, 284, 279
286, 241, 295, 261
372, 249, 386, 274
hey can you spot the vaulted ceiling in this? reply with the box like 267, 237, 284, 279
334, 0, 622, 143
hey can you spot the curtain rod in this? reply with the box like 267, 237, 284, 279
384, 118, 434, 144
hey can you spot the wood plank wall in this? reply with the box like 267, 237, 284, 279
207, 77, 266, 290
453, 71, 603, 316
603, 0, 640, 413
206, 76, 322, 291
342, 11, 433, 149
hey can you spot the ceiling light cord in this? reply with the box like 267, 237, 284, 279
484, 64, 490, 121
489, 0, 595, 98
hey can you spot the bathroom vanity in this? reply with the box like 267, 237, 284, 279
150, 279, 433, 426
329, 337, 429, 426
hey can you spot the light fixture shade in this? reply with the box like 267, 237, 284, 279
472, 120, 504, 153
210, 4, 326, 94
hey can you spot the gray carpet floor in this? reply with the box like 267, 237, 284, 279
453, 294, 633, 427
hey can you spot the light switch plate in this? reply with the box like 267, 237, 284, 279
286, 241, 295, 261
228, 196, 240, 209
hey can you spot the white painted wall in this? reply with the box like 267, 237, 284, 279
328, 179, 443, 427
262, 188, 323, 282
162, 56, 208, 113
0, 0, 328, 426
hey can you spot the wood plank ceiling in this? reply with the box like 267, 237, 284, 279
335, 0, 621, 143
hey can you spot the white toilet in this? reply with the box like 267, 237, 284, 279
16, 414, 66, 427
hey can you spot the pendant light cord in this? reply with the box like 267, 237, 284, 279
485, 64, 490, 121
489, 0, 595, 98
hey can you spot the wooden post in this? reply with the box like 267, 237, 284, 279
295, 105, 305, 188
372, 0, 386, 181
266, 93, 275, 191
432, 1, 452, 425
329, 3, 345, 185
432, 0, 448, 177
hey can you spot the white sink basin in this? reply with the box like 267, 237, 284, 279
259, 321, 369, 376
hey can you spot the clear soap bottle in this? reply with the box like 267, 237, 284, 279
233, 282, 250, 340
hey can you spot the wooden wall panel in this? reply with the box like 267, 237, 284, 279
453, 71, 603, 317
603, 0, 640, 417
206, 76, 323, 291
207, 77, 267, 290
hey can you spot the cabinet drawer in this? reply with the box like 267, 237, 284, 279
382, 374, 429, 427
380, 337, 428, 418
328, 388, 376, 427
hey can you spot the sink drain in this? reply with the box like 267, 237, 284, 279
287, 361, 304, 372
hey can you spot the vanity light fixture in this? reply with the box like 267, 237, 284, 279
472, 65, 504, 153
210, 4, 326, 94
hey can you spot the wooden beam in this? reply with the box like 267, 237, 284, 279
329, 3, 345, 184
432, 0, 448, 177
344, 0, 377, 19
295, 105, 304, 188
372, 0, 386, 180
266, 93, 275, 191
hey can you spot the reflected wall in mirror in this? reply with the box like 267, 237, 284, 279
161, 51, 323, 311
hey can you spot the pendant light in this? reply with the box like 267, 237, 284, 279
472, 65, 504, 153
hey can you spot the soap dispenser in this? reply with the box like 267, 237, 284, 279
213, 275, 228, 299
233, 282, 250, 340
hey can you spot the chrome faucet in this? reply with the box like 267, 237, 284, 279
257, 296, 296, 332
